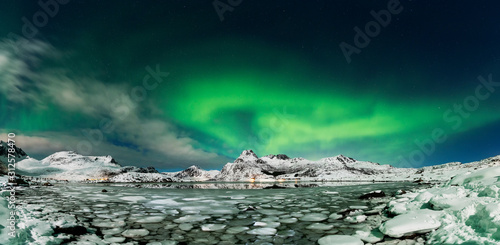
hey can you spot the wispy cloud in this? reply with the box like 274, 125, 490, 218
0, 38, 229, 169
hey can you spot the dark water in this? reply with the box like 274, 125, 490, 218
15, 182, 423, 244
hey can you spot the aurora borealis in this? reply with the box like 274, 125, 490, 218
1, 1, 499, 170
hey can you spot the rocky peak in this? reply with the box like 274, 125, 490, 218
185, 165, 201, 171
235, 150, 258, 163
276, 154, 290, 160
320, 154, 357, 165
120, 166, 159, 174
0, 140, 28, 159
174, 165, 205, 178
41, 151, 122, 168
335, 155, 356, 164
264, 154, 290, 160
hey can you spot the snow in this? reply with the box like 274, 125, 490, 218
165, 165, 220, 181
379, 160, 500, 244
0, 196, 12, 244
379, 209, 442, 237
345, 215, 367, 223
216, 149, 417, 182
354, 229, 384, 243
110, 172, 172, 183
237, 149, 259, 162
14, 151, 122, 181
12, 150, 176, 183
449, 166, 500, 187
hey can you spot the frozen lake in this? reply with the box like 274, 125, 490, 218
16, 182, 424, 244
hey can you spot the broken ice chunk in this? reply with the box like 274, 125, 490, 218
299, 213, 328, 222
121, 229, 150, 238
247, 228, 277, 236
201, 224, 226, 231
379, 209, 442, 238
306, 223, 334, 230
318, 235, 364, 245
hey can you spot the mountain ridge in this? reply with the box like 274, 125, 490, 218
216, 149, 402, 181
3, 145, 500, 183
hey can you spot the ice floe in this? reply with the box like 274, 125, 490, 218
247, 227, 277, 235
121, 228, 150, 238
318, 235, 364, 245
299, 213, 328, 222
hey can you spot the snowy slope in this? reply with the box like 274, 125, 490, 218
161, 165, 220, 182
14, 151, 171, 182
414, 155, 500, 182
170, 165, 219, 181
216, 150, 500, 183
15, 151, 123, 181
109, 172, 172, 183
380, 163, 500, 244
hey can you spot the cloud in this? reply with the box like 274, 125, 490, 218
0, 39, 50, 106
0, 133, 65, 154
0, 38, 227, 168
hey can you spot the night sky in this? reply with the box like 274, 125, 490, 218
1, 1, 499, 171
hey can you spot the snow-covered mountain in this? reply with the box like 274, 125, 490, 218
165, 165, 219, 181
13, 150, 170, 182
413, 155, 500, 182
215, 150, 414, 182
15, 151, 123, 181
0, 140, 28, 174
108, 172, 172, 183
6, 144, 500, 184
